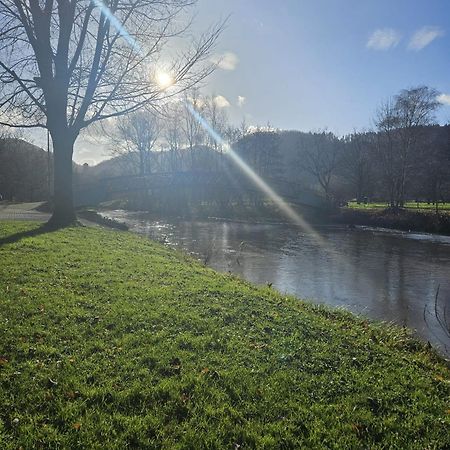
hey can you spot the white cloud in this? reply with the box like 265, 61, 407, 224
367, 28, 401, 50
437, 93, 450, 105
408, 26, 444, 50
237, 95, 246, 107
214, 95, 230, 108
211, 51, 239, 70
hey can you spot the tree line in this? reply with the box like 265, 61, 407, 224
93, 85, 449, 212
2, 85, 449, 213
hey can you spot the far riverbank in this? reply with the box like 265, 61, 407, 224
333, 207, 450, 235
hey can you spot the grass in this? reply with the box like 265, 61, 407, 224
347, 201, 450, 212
0, 221, 449, 449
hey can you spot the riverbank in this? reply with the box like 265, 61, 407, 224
0, 221, 449, 448
98, 199, 327, 225
100, 201, 450, 236
335, 207, 450, 235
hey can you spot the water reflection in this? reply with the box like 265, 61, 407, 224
105, 211, 450, 357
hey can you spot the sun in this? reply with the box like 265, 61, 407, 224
155, 71, 174, 89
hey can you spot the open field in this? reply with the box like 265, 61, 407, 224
0, 222, 449, 449
347, 201, 450, 213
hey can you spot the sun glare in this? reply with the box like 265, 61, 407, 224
155, 71, 174, 89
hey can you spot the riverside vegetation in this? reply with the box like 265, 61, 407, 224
337, 203, 450, 235
0, 222, 449, 449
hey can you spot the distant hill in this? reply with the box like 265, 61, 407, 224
81, 155, 132, 178
0, 138, 53, 201
78, 144, 227, 182
0, 138, 90, 202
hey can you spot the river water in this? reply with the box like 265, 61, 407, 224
104, 210, 450, 357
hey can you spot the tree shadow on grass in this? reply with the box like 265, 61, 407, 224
0, 223, 59, 247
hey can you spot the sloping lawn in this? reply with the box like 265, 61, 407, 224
0, 221, 449, 449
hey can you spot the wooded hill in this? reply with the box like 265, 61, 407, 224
1, 124, 449, 207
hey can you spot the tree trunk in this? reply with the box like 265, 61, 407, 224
434, 181, 440, 214
48, 134, 76, 227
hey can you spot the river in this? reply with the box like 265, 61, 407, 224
104, 210, 450, 357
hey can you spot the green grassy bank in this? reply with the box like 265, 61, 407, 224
336, 207, 450, 235
346, 201, 450, 212
0, 222, 449, 449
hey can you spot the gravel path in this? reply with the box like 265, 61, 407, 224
0, 202, 105, 229
0, 202, 51, 222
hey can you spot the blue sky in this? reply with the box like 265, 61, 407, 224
67, 0, 450, 163
193, 0, 450, 134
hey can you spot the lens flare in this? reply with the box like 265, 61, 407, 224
87, 3, 379, 322
184, 105, 383, 307
185, 103, 326, 245
92, 0, 141, 54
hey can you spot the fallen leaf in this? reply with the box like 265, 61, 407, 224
72, 422, 81, 430
65, 390, 80, 399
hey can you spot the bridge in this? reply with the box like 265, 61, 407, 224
74, 171, 326, 211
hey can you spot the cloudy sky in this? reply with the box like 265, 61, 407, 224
68, 0, 450, 163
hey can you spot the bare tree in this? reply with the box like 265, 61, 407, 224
375, 86, 441, 207
394, 86, 440, 206
0, 0, 222, 225
114, 110, 161, 176
223, 125, 241, 145
162, 101, 183, 171
341, 131, 375, 203
374, 100, 399, 206
181, 88, 205, 169
223, 117, 248, 144
204, 94, 227, 152
300, 131, 341, 202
